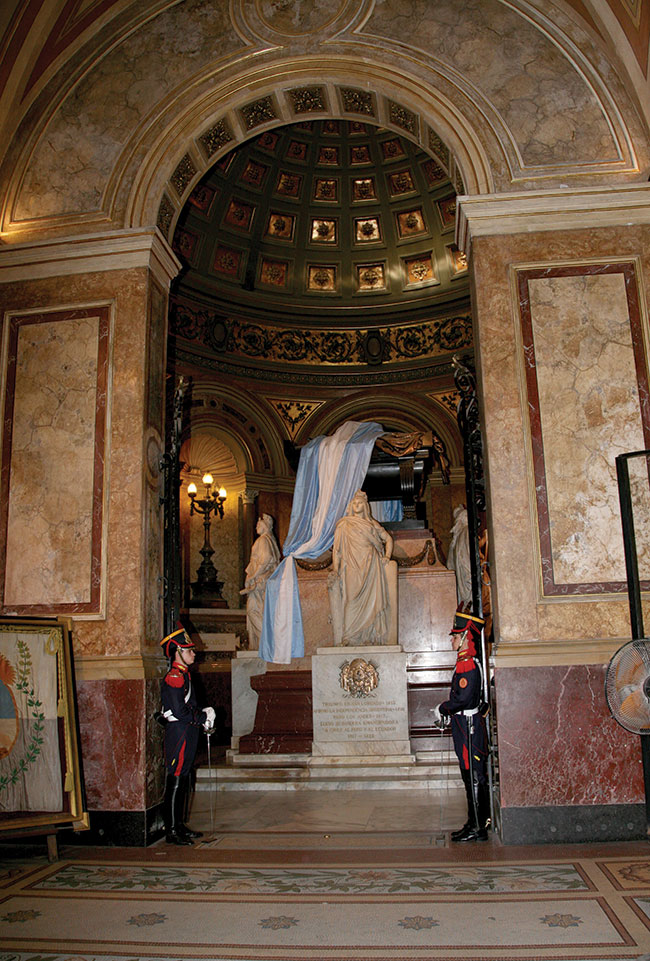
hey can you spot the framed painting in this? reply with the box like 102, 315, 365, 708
0, 616, 88, 837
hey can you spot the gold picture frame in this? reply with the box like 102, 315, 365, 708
0, 616, 88, 838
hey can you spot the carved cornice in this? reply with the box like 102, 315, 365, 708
75, 654, 165, 681
493, 636, 629, 668
456, 184, 650, 252
0, 228, 181, 288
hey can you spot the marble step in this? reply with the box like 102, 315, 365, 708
195, 758, 463, 791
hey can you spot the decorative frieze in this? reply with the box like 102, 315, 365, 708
170, 300, 473, 367
427, 129, 450, 171
156, 194, 175, 236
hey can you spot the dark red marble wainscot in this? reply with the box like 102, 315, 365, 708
495, 664, 644, 808
76, 678, 150, 810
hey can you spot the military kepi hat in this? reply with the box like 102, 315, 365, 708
450, 610, 485, 636
160, 626, 195, 659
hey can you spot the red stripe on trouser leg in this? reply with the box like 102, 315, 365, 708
462, 745, 469, 770
176, 740, 186, 776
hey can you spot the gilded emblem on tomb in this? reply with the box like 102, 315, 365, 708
340, 658, 379, 698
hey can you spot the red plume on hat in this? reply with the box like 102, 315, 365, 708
160, 622, 195, 659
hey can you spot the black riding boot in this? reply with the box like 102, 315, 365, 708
477, 779, 491, 833
176, 773, 203, 841
453, 773, 488, 843
163, 773, 192, 845
450, 768, 473, 840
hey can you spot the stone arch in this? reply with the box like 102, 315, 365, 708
5, 0, 645, 238
184, 378, 291, 478
128, 58, 496, 236
302, 389, 463, 469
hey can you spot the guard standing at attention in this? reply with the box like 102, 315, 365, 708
434, 610, 490, 842
160, 626, 215, 845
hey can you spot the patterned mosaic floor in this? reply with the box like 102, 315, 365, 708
1, 854, 650, 960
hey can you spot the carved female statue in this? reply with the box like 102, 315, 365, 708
240, 514, 281, 649
328, 490, 395, 646
447, 504, 472, 608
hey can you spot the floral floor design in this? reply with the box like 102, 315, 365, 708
0, 856, 649, 960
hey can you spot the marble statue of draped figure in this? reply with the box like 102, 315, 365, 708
447, 504, 472, 608
328, 489, 397, 646
240, 514, 281, 649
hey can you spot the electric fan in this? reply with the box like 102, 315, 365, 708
605, 640, 650, 735
609, 450, 650, 839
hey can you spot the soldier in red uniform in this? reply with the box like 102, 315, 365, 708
160, 627, 215, 845
436, 610, 490, 842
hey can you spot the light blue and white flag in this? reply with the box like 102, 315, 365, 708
259, 420, 384, 664
369, 499, 404, 523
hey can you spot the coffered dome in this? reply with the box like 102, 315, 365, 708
171, 119, 469, 325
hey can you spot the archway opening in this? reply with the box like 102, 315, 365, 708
163, 115, 491, 820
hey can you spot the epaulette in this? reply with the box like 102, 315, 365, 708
164, 667, 185, 688
456, 652, 478, 674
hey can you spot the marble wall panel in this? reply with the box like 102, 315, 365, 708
1, 307, 109, 614
471, 226, 650, 646
398, 568, 458, 653
145, 675, 165, 809
495, 664, 644, 807
626, 454, 650, 582
76, 677, 147, 810
517, 263, 649, 596
0, 267, 153, 657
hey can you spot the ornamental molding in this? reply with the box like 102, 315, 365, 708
175, 346, 458, 386
0, 228, 181, 288
456, 184, 650, 252
170, 299, 473, 369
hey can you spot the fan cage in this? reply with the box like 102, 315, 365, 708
605, 639, 650, 735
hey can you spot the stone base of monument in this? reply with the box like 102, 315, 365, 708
215, 645, 461, 791
311, 645, 412, 760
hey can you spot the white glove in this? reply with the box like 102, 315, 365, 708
203, 706, 216, 729
430, 705, 443, 728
